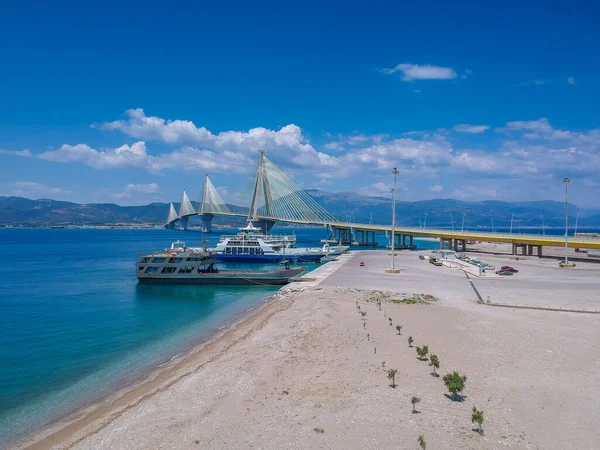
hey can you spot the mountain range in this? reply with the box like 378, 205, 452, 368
1, 190, 599, 229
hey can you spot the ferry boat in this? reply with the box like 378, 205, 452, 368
136, 241, 306, 285
214, 222, 329, 262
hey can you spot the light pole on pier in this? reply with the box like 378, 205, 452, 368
510, 214, 515, 236
424, 213, 428, 229
387, 168, 401, 273
461, 213, 466, 232
450, 213, 454, 231
541, 215, 545, 235
563, 177, 570, 265
490, 215, 495, 233
418, 213, 422, 228
575, 213, 580, 237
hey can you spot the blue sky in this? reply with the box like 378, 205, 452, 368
1, 0, 600, 207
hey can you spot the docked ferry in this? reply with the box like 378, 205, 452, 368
214, 222, 330, 262
136, 241, 306, 285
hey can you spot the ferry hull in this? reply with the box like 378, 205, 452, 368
215, 254, 324, 263
136, 268, 306, 286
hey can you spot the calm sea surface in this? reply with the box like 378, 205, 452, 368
0, 225, 585, 445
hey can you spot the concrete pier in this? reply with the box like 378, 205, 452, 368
512, 243, 543, 257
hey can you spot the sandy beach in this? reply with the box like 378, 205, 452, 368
18, 250, 600, 450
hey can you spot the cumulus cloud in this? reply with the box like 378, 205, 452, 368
429, 184, 443, 192
453, 124, 490, 134
568, 76, 576, 85
381, 63, 457, 81
93, 109, 327, 170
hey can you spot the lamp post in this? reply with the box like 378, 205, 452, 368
510, 214, 515, 236
424, 213, 428, 229
418, 213, 422, 228
541, 214, 545, 235
388, 167, 400, 273
461, 213, 466, 232
575, 213, 580, 237
490, 215, 495, 233
450, 213, 454, 231
563, 177, 570, 265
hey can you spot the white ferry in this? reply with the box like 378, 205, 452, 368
214, 222, 337, 262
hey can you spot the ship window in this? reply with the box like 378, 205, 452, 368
138, 266, 145, 270
142, 257, 151, 263
178, 266, 194, 274
161, 267, 177, 274
169, 257, 184, 263
145, 267, 159, 273
152, 258, 166, 263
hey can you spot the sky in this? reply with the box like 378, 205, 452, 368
1, 0, 600, 208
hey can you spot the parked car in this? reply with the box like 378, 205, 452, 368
496, 270, 514, 276
501, 266, 518, 273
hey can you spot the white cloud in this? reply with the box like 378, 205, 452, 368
95, 109, 325, 170
10, 181, 74, 198
0, 148, 32, 157
372, 182, 390, 193
453, 124, 490, 134
381, 63, 457, 81
429, 184, 443, 192
505, 118, 574, 140
125, 183, 160, 193
568, 76, 576, 85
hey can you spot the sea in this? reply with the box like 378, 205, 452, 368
0, 225, 591, 446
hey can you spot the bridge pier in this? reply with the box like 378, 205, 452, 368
179, 216, 189, 231
512, 243, 543, 257
256, 219, 277, 234
201, 213, 214, 233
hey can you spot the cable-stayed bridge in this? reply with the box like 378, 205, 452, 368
165, 151, 600, 253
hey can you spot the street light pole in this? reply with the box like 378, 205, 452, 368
389, 167, 400, 272
424, 213, 428, 229
575, 213, 580, 237
461, 213, 466, 232
510, 214, 515, 236
418, 213, 422, 228
541, 214, 545, 235
490, 215, 495, 233
450, 213, 454, 231
563, 177, 570, 265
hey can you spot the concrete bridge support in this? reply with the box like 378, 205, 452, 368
201, 214, 214, 233
512, 243, 543, 257
256, 219, 277, 234
179, 216, 189, 231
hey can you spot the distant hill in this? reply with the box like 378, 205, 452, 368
1, 192, 599, 228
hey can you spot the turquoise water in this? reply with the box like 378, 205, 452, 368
0, 227, 437, 446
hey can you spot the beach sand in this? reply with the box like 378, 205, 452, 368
19, 251, 600, 450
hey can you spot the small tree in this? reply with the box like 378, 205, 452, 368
443, 371, 467, 401
408, 336, 414, 347
388, 317, 393, 326
417, 434, 426, 450
387, 368, 398, 388
471, 406, 484, 434
411, 395, 421, 413
396, 324, 402, 335
416, 345, 429, 361
361, 311, 367, 319
429, 354, 440, 376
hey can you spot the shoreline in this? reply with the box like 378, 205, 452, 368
15, 255, 352, 450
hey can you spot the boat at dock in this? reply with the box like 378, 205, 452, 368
214, 222, 330, 262
136, 241, 306, 285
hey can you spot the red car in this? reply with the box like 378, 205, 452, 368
501, 266, 518, 273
